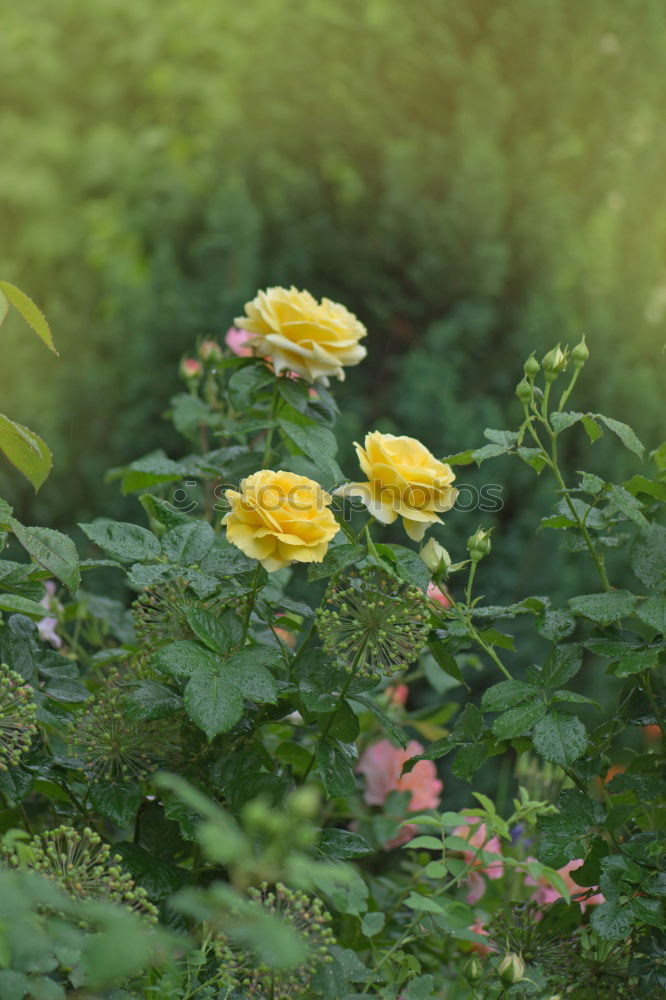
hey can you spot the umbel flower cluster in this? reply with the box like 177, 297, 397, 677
2, 825, 157, 919
0, 663, 38, 770
316, 567, 430, 678
215, 882, 336, 1000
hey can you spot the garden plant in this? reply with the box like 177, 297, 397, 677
0, 284, 663, 998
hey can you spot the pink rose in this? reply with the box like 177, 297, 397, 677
427, 582, 450, 609
468, 916, 495, 956
357, 740, 442, 849
180, 357, 203, 379
386, 684, 409, 708
452, 817, 504, 902
225, 327, 254, 357
525, 858, 604, 912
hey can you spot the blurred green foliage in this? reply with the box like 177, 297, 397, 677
1, 0, 665, 603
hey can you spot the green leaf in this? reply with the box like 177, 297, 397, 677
319, 829, 372, 860
0, 593, 47, 617
582, 415, 603, 443
595, 414, 645, 459
79, 518, 160, 564
161, 521, 214, 565
125, 681, 183, 721
316, 740, 357, 797
361, 912, 385, 937
551, 690, 601, 709
8, 520, 80, 593
631, 524, 666, 592
307, 543, 364, 581
0, 413, 52, 490
277, 376, 309, 412
550, 410, 583, 433
349, 692, 407, 749
481, 680, 534, 712
184, 607, 243, 655
606, 484, 648, 528
452, 742, 490, 781
228, 364, 274, 409
491, 698, 547, 740
608, 648, 659, 678
278, 414, 342, 487
578, 472, 605, 494
536, 608, 576, 643
43, 676, 90, 702
428, 638, 464, 684
636, 596, 666, 635
532, 712, 587, 766
590, 900, 632, 940
184, 667, 243, 739
539, 643, 583, 687
375, 543, 429, 591
151, 640, 217, 680
220, 649, 279, 703
569, 591, 636, 626
89, 781, 142, 826
441, 449, 475, 466
451, 703, 484, 742
0, 281, 56, 353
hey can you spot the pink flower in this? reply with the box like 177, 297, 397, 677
386, 684, 409, 708
357, 739, 442, 812
180, 357, 203, 379
452, 817, 504, 902
525, 858, 604, 912
225, 327, 254, 357
198, 338, 223, 362
427, 582, 450, 609
37, 581, 62, 649
468, 917, 495, 956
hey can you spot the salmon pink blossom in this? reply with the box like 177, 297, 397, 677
525, 858, 604, 912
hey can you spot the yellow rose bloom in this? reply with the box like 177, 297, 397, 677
223, 469, 340, 572
334, 431, 458, 542
234, 286, 367, 383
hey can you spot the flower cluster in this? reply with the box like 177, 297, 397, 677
0, 664, 38, 771
3, 825, 157, 919
216, 882, 336, 999
316, 567, 430, 678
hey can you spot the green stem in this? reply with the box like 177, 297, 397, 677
558, 365, 582, 411
300, 643, 365, 784
445, 593, 514, 681
261, 383, 281, 467
241, 563, 263, 642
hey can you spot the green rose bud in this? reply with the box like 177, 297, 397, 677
571, 335, 589, 364
421, 538, 451, 575
515, 377, 532, 402
498, 953, 525, 985
523, 353, 540, 377
542, 344, 568, 378
463, 956, 484, 982
288, 785, 320, 820
467, 527, 492, 562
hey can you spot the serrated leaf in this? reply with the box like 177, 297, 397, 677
79, 518, 160, 564
151, 640, 217, 679
0, 593, 47, 617
491, 698, 547, 740
636, 596, 666, 635
125, 681, 183, 721
606, 484, 648, 528
375, 543, 430, 591
8, 520, 80, 593
361, 912, 385, 937
595, 414, 644, 459
319, 828, 372, 860
608, 648, 659, 678
631, 524, 666, 592
278, 414, 342, 488
550, 411, 583, 433
539, 643, 583, 686
89, 781, 142, 826
569, 591, 636, 625
184, 607, 243, 655
307, 543, 364, 581
316, 740, 357, 797
590, 900, 632, 939
161, 521, 214, 565
582, 415, 603, 443
0, 281, 56, 353
228, 364, 274, 409
533, 712, 587, 766
184, 667, 243, 739
0, 414, 52, 490
451, 703, 484, 742
349, 692, 407, 749
220, 649, 279, 703
452, 742, 489, 781
481, 680, 535, 712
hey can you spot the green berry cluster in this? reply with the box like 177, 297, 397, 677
132, 579, 240, 654
4, 825, 157, 920
69, 674, 177, 781
216, 882, 335, 999
0, 663, 38, 771
316, 567, 430, 678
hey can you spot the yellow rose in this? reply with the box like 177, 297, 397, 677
334, 431, 458, 542
234, 286, 367, 383
223, 469, 339, 572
